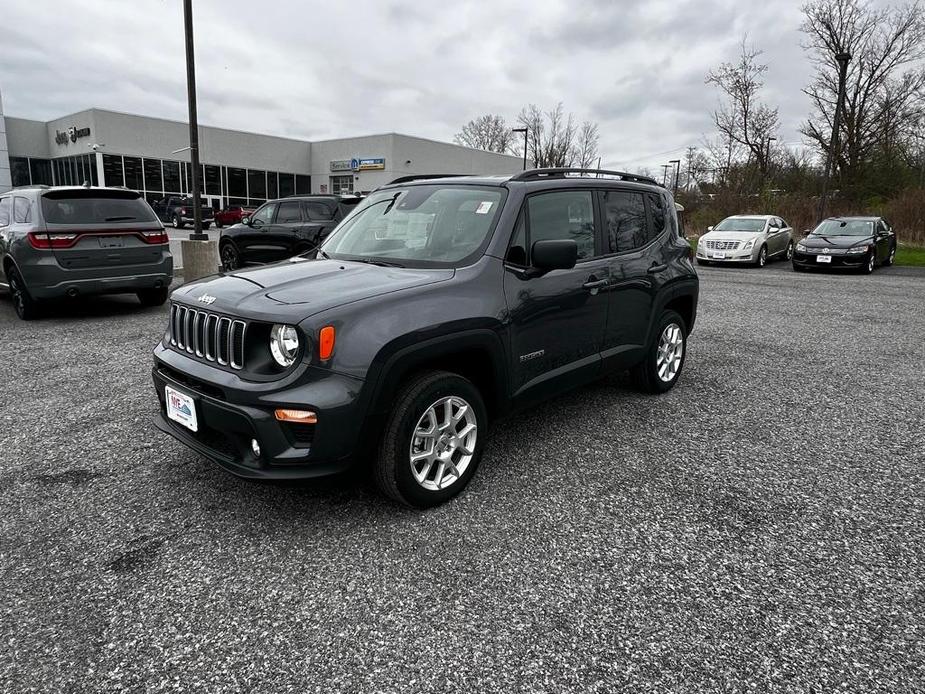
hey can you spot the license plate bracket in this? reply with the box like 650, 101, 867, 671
165, 385, 198, 432
816, 255, 832, 263
99, 236, 124, 249
711, 252, 726, 259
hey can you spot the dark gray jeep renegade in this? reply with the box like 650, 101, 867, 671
153, 168, 699, 507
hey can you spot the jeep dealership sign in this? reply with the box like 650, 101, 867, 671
55, 126, 91, 146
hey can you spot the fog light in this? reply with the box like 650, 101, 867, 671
251, 439, 261, 457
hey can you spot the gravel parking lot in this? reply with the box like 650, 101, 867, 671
1, 263, 923, 693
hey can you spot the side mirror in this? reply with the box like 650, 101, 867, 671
803, 229, 811, 235
706, 226, 713, 232
531, 239, 578, 273
241, 216, 251, 226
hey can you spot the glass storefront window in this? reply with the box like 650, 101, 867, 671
143, 158, 163, 193
266, 171, 278, 200
228, 167, 247, 198
296, 174, 311, 195
248, 169, 266, 199
10, 157, 30, 187
163, 160, 180, 193
30, 159, 52, 185
204, 164, 221, 195
124, 156, 143, 190
102, 154, 124, 187
279, 172, 295, 198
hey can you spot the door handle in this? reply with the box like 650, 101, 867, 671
647, 263, 668, 274
582, 277, 609, 290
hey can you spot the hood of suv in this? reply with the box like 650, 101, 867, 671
175, 259, 455, 318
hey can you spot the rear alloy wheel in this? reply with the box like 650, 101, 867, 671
8, 267, 41, 321
137, 287, 169, 307
632, 310, 687, 394
221, 243, 241, 271
785, 241, 794, 261
375, 370, 486, 508
172, 214, 184, 229
884, 245, 896, 266
755, 245, 768, 268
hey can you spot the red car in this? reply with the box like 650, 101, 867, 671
213, 205, 254, 228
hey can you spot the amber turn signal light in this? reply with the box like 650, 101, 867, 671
319, 325, 336, 360
274, 409, 318, 424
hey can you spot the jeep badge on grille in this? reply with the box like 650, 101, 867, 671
198, 294, 216, 304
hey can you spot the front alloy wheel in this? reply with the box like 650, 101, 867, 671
785, 241, 794, 261
863, 251, 876, 274
756, 245, 767, 267
375, 370, 486, 507
221, 243, 240, 271
172, 214, 183, 229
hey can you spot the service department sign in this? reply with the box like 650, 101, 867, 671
55, 126, 91, 146
330, 157, 386, 172
330, 159, 353, 172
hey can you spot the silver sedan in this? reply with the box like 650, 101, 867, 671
695, 215, 795, 268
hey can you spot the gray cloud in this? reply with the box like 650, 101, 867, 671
0, 0, 902, 171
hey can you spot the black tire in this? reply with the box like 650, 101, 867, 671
137, 287, 169, 307
374, 370, 487, 508
861, 251, 876, 274
214, 219, 223, 229
7, 266, 42, 320
202, 223, 211, 230
696, 258, 709, 266
172, 214, 184, 229
884, 244, 896, 266
792, 263, 807, 272
755, 245, 768, 268
631, 310, 687, 394
220, 242, 241, 271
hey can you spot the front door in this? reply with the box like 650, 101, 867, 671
876, 219, 894, 262
263, 199, 305, 261
503, 189, 609, 404
239, 201, 277, 262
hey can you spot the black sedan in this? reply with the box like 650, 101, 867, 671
219, 194, 361, 270
792, 217, 897, 274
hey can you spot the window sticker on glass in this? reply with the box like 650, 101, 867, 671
475, 201, 494, 215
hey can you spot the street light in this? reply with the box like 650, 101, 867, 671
512, 128, 528, 171
818, 52, 851, 222
669, 159, 681, 196
183, 0, 206, 241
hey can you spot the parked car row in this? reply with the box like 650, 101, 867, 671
696, 214, 897, 274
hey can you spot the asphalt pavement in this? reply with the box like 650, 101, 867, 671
1, 262, 923, 692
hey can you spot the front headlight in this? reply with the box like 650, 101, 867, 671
797, 243, 807, 252
742, 239, 756, 251
846, 245, 869, 254
269, 324, 301, 367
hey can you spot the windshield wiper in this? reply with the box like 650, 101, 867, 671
352, 257, 405, 268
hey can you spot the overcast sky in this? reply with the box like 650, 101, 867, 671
0, 0, 870, 171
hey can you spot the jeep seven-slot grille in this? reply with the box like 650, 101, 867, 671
169, 303, 246, 369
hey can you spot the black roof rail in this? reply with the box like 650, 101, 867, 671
510, 167, 660, 186
387, 173, 468, 185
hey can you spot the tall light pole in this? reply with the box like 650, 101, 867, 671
661, 164, 670, 186
818, 52, 851, 223
512, 127, 528, 171
765, 136, 777, 182
183, 0, 205, 241
669, 159, 681, 196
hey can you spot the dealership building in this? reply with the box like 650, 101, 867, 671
0, 94, 523, 207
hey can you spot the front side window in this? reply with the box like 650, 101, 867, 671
322, 185, 505, 268
250, 202, 277, 226
526, 190, 596, 260
602, 190, 647, 253
13, 197, 32, 224
276, 201, 302, 223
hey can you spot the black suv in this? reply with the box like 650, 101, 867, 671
218, 195, 362, 270
152, 169, 699, 507
151, 195, 214, 230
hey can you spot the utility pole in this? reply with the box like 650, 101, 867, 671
818, 52, 851, 223
685, 146, 697, 192
765, 136, 776, 181
669, 159, 681, 196
661, 164, 670, 186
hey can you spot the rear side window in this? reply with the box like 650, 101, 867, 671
276, 201, 303, 223
602, 190, 647, 253
41, 193, 158, 224
0, 198, 10, 227
526, 191, 596, 261
304, 202, 334, 221
13, 197, 32, 224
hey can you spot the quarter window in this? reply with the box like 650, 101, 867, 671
526, 190, 596, 261
276, 201, 303, 223
647, 192, 666, 240
13, 197, 32, 223
0, 198, 10, 227
602, 190, 647, 253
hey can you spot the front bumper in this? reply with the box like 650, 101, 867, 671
696, 248, 756, 263
792, 251, 866, 269
152, 344, 366, 479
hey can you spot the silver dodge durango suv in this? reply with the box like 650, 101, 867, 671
0, 185, 173, 320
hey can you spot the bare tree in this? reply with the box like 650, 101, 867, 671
454, 114, 516, 153
800, 0, 925, 184
705, 37, 780, 178
517, 103, 580, 167
575, 121, 600, 169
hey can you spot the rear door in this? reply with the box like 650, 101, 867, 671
599, 188, 669, 369
503, 189, 610, 403
39, 190, 166, 271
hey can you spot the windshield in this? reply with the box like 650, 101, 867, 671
713, 217, 766, 232
320, 185, 505, 267
811, 219, 874, 237
41, 191, 158, 224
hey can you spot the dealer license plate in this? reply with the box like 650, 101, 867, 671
711, 252, 726, 259
816, 255, 832, 263
99, 236, 124, 248
165, 386, 198, 432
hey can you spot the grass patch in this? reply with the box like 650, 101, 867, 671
896, 245, 925, 267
